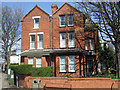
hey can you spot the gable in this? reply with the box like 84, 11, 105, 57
21, 5, 49, 21
53, 2, 82, 15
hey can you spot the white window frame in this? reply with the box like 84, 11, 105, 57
28, 57, 33, 65
37, 32, 43, 49
68, 32, 75, 48
68, 56, 75, 72
68, 15, 74, 26
32, 16, 41, 29
29, 33, 36, 49
60, 33, 66, 48
85, 39, 89, 50
60, 56, 66, 72
90, 39, 94, 50
36, 57, 42, 67
60, 15, 65, 27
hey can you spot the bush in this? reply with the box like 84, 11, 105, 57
9, 64, 33, 75
9, 64, 53, 77
31, 67, 53, 77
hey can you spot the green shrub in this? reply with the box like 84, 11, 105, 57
9, 64, 53, 77
9, 64, 33, 75
31, 66, 53, 77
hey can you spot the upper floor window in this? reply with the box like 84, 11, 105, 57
60, 33, 66, 48
69, 56, 75, 72
68, 15, 74, 26
85, 39, 89, 50
34, 18, 39, 29
36, 57, 42, 67
30, 35, 35, 49
60, 15, 65, 27
32, 16, 40, 29
68, 32, 75, 48
37, 34, 43, 49
28, 57, 33, 65
60, 56, 66, 72
90, 39, 94, 50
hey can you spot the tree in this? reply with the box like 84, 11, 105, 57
98, 40, 115, 71
2, 6, 23, 68
75, 1, 120, 78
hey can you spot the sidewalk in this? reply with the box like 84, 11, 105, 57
0, 71, 17, 89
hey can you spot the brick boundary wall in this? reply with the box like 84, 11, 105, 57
17, 75, 120, 89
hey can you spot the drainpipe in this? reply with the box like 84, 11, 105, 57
50, 15, 52, 66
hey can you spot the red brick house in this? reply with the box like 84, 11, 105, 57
20, 2, 98, 77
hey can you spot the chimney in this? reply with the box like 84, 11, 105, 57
51, 3, 58, 14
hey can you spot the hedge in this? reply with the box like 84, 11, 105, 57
31, 67, 53, 77
9, 64, 53, 77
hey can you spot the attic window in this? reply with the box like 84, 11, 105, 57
32, 16, 41, 29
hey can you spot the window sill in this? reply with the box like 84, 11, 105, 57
68, 46, 75, 48
30, 48, 35, 49
37, 48, 43, 49
59, 71, 67, 73
60, 47, 66, 49
33, 27, 39, 29
68, 25, 74, 27
59, 25, 66, 27
59, 71, 76, 73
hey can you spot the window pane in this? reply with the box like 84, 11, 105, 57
31, 35, 35, 41
28, 57, 33, 64
60, 56, 66, 72
60, 16, 65, 26
68, 32, 75, 47
38, 34, 43, 48
30, 35, 35, 49
68, 15, 74, 26
85, 39, 88, 50
60, 33, 66, 48
90, 39, 94, 50
34, 18, 39, 28
36, 57, 42, 67
35, 18, 39, 23
69, 56, 75, 72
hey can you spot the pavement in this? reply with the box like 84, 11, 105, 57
0, 71, 17, 90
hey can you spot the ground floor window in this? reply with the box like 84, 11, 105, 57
60, 56, 66, 72
28, 57, 33, 65
36, 57, 42, 67
68, 56, 75, 72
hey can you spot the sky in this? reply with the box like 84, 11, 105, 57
2, 2, 77, 55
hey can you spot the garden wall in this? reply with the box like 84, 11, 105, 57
18, 75, 120, 89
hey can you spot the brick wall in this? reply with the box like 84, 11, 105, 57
21, 6, 50, 52
18, 76, 119, 89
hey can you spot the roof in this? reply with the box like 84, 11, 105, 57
20, 48, 83, 57
21, 5, 49, 22
52, 2, 82, 15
